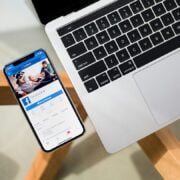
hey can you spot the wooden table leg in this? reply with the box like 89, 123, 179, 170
25, 143, 72, 180
138, 128, 180, 179
0, 71, 17, 105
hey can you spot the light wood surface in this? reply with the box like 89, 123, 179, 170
0, 70, 180, 180
138, 128, 180, 179
0, 71, 17, 105
25, 143, 72, 180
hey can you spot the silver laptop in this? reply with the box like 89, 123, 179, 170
37, 0, 180, 153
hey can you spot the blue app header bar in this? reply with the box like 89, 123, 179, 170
5, 50, 47, 76
25, 90, 63, 111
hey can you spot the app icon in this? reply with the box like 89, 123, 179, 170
22, 97, 31, 106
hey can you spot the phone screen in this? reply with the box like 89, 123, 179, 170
4, 50, 84, 151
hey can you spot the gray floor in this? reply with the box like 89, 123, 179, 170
0, 22, 180, 180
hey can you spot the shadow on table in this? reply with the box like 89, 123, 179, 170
130, 150, 162, 180
169, 119, 180, 140
0, 152, 19, 180
56, 132, 109, 179
130, 120, 180, 180
56, 133, 163, 180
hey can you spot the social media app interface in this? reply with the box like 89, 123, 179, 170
5, 50, 83, 150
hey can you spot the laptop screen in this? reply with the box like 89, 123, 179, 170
32, 0, 100, 24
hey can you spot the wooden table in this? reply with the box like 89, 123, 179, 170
0, 70, 180, 180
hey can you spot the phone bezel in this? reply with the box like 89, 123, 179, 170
3, 49, 85, 152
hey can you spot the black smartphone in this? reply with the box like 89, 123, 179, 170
3, 49, 85, 152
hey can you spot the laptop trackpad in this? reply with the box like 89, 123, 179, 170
134, 50, 180, 124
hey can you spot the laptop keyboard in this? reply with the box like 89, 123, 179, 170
57, 0, 180, 93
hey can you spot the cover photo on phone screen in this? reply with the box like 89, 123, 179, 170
4, 50, 84, 151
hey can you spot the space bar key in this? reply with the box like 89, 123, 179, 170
133, 36, 180, 68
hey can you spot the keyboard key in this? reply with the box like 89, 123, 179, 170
105, 54, 119, 68
79, 60, 107, 81
61, 34, 75, 48
133, 36, 180, 68
172, 8, 180, 20
85, 23, 98, 36
127, 43, 141, 57
105, 41, 119, 54
142, 9, 155, 22
127, 29, 141, 43
108, 67, 121, 81
108, 11, 121, 25
172, 21, 180, 34
130, 14, 144, 28
96, 73, 110, 87
93, 46, 107, 60
150, 32, 164, 45
119, 6, 133, 19
73, 28, 87, 42
108, 25, 121, 39
57, 26, 74, 36
67, 42, 87, 59
96, 31, 110, 44
139, 24, 152, 37
116, 49, 130, 62
141, 0, 155, 8
57, 0, 136, 36
116, 35, 130, 48
85, 36, 98, 50
119, 20, 133, 33
150, 18, 163, 31
161, 13, 174, 26
161, 26, 175, 40
96, 17, 110, 30
73, 52, 96, 70
163, 0, 177, 11
130, 1, 144, 14
119, 60, 136, 75
139, 37, 153, 51
84, 79, 98, 93
152, 3, 166, 16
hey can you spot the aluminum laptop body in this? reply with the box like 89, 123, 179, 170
45, 0, 180, 153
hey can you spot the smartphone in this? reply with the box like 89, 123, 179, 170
3, 49, 85, 152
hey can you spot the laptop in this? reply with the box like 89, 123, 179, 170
33, 0, 180, 153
